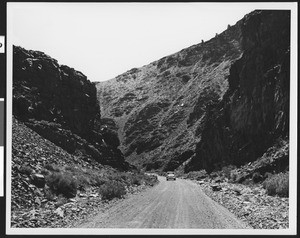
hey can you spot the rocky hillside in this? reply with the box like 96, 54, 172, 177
11, 117, 158, 228
13, 46, 130, 170
12, 46, 161, 228
97, 10, 290, 173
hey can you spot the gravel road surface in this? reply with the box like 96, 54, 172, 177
78, 176, 250, 229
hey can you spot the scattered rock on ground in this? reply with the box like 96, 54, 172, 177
195, 179, 288, 229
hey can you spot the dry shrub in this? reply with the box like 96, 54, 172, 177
93, 175, 108, 187
263, 172, 289, 197
46, 172, 78, 198
99, 180, 126, 200
144, 174, 158, 186
129, 173, 147, 186
76, 174, 90, 191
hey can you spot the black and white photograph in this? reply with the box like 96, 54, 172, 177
2, 2, 298, 236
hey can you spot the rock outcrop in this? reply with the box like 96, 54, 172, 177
13, 46, 130, 170
185, 10, 290, 173
97, 10, 290, 173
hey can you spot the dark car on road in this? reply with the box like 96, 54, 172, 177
166, 171, 176, 181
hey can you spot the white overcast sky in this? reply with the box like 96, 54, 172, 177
7, 3, 294, 82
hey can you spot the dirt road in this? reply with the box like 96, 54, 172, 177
78, 176, 250, 229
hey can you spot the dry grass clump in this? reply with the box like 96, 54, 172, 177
263, 172, 289, 197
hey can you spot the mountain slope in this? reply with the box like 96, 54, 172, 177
97, 10, 290, 173
97, 18, 243, 170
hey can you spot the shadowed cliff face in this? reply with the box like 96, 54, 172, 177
185, 10, 290, 173
98, 10, 290, 173
13, 46, 99, 135
13, 46, 130, 170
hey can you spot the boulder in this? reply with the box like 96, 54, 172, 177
214, 177, 223, 183
211, 184, 222, 191
30, 173, 46, 188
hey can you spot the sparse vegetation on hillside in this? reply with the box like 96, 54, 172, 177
34, 160, 158, 201
11, 118, 158, 228
263, 172, 289, 197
